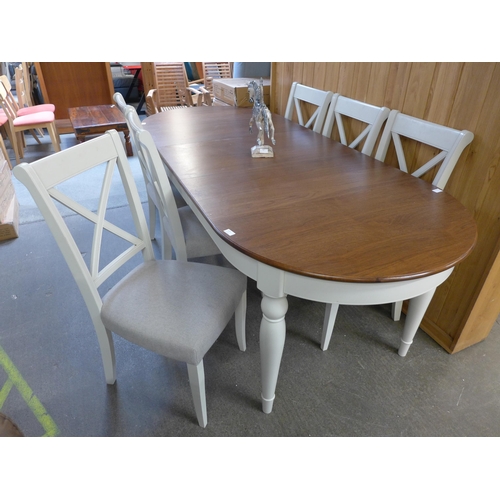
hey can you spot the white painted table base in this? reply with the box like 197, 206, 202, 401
169, 175, 453, 414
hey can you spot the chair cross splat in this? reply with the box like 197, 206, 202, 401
375, 110, 474, 189
124, 104, 220, 262
13, 130, 247, 428
284, 82, 334, 133
322, 95, 390, 156
320, 110, 475, 352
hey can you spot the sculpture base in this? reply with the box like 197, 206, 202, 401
251, 145, 274, 158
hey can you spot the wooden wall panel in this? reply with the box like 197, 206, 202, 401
270, 62, 500, 353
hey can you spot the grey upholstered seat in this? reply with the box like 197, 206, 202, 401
101, 260, 246, 366
13, 130, 247, 428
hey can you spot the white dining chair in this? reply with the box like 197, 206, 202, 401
375, 110, 474, 190
320, 110, 474, 352
125, 105, 220, 262
13, 130, 247, 428
320, 97, 390, 351
284, 82, 335, 133
113, 93, 188, 239
322, 95, 390, 155
374, 109, 474, 323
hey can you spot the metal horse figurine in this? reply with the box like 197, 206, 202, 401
248, 79, 275, 157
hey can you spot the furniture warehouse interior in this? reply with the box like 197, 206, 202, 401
1, 62, 500, 440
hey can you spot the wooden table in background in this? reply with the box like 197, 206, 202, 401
68, 105, 133, 156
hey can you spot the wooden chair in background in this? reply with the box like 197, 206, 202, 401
199, 62, 232, 100
0, 77, 60, 164
153, 62, 210, 110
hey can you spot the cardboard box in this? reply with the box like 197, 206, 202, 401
0, 148, 11, 197
213, 78, 270, 108
0, 181, 14, 216
0, 195, 19, 242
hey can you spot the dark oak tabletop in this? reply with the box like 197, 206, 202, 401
143, 106, 477, 283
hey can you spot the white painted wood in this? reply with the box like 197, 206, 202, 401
392, 300, 403, 321
321, 303, 339, 351
259, 294, 288, 414
235, 289, 247, 352
13, 131, 152, 384
375, 110, 474, 321
322, 95, 390, 156
187, 361, 207, 428
375, 110, 474, 190
125, 107, 219, 262
165, 165, 457, 413
284, 82, 334, 133
398, 288, 437, 356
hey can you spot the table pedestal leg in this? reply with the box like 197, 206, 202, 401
398, 288, 436, 356
260, 294, 288, 414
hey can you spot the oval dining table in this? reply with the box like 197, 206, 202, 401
143, 106, 477, 414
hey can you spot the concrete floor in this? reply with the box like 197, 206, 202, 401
2, 132, 500, 441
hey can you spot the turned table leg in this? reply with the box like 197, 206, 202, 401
123, 130, 133, 157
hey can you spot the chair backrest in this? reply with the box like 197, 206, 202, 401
125, 107, 190, 261
284, 82, 334, 133
113, 91, 127, 114
201, 62, 232, 94
322, 95, 390, 156
375, 110, 474, 189
0, 74, 19, 117
145, 89, 159, 115
12, 130, 155, 322
0, 78, 18, 121
154, 62, 189, 108
14, 65, 33, 109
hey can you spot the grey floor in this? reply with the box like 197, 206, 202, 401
2, 131, 500, 440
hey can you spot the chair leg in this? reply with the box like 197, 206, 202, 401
160, 218, 173, 260
95, 324, 117, 384
321, 303, 340, 351
46, 123, 61, 152
187, 361, 207, 428
392, 301, 403, 321
29, 129, 42, 144
235, 289, 247, 352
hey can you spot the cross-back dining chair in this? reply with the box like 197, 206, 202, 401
284, 82, 334, 133
375, 110, 474, 189
322, 95, 390, 155
0, 77, 60, 165
320, 110, 475, 352
373, 109, 474, 323
319, 96, 391, 351
125, 105, 221, 262
113, 92, 188, 245
13, 130, 247, 427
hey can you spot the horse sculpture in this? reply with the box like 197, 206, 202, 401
248, 79, 275, 156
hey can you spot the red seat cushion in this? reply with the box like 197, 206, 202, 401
17, 104, 56, 116
13, 111, 55, 126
